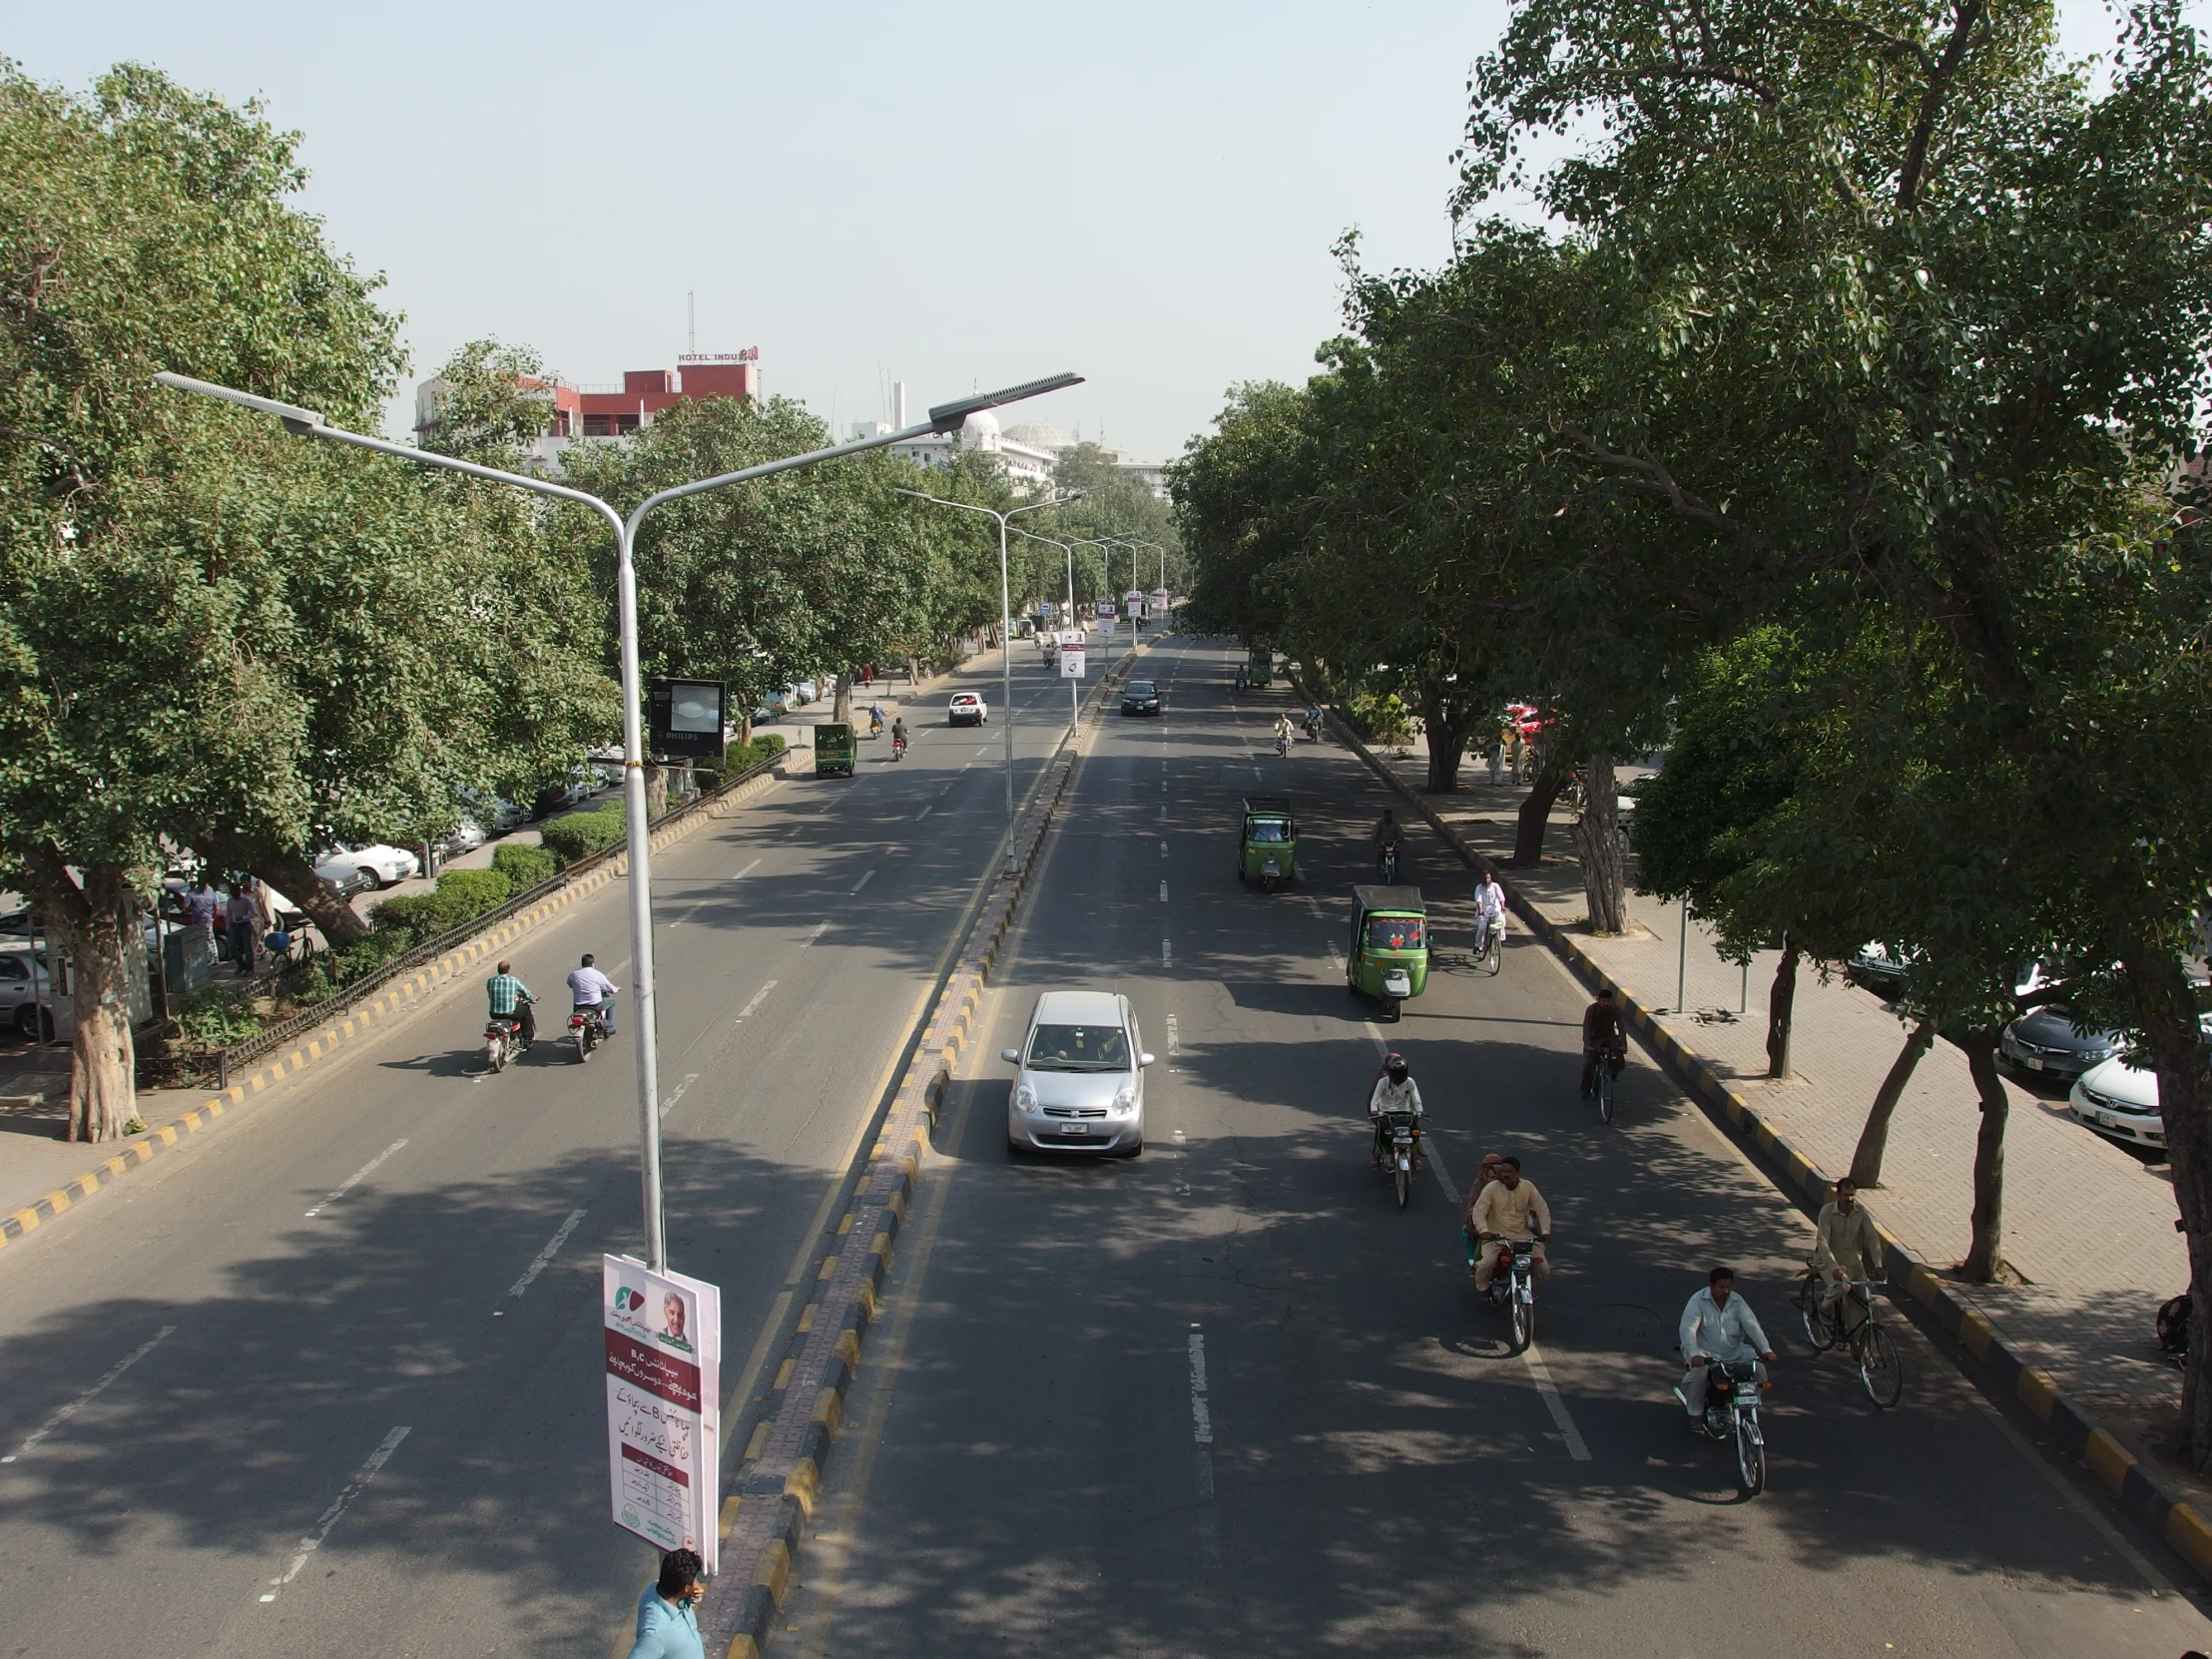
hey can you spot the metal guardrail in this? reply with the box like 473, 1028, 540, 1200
203, 749, 786, 1087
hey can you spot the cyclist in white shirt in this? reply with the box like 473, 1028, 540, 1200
1473, 870, 1506, 956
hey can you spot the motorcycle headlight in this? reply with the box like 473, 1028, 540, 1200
1016, 1084, 1037, 1110
1113, 1084, 1136, 1112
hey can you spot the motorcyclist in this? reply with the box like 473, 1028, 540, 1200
1580, 986, 1627, 1099
1273, 713, 1292, 753
867, 703, 885, 737
567, 952, 619, 1036
1473, 869, 1507, 956
1303, 704, 1324, 741
486, 959, 535, 1047
1467, 1155, 1551, 1291
890, 716, 908, 756
1372, 808, 1403, 872
1366, 1051, 1423, 1165
1675, 1267, 1777, 1421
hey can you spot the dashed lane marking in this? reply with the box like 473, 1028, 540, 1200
850, 869, 875, 894
660, 1071, 701, 1118
801, 920, 830, 948
504, 1209, 588, 1304
304, 1139, 407, 1218
4, 1325, 176, 1462
737, 981, 778, 1021
1522, 1344, 1592, 1461
260, 1425, 409, 1603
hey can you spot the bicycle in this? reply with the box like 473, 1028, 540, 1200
1474, 911, 1506, 976
1796, 1270, 1904, 1408
1586, 1043, 1624, 1125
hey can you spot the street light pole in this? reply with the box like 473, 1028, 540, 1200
896, 489, 1079, 874
1011, 528, 1121, 736
160, 367, 1080, 1271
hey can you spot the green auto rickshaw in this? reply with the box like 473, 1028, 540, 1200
1347, 885, 1429, 1019
814, 722, 855, 778
1237, 797, 1298, 890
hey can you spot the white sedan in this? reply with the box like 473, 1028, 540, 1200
948, 692, 988, 727
315, 842, 421, 889
2067, 1015, 2212, 1153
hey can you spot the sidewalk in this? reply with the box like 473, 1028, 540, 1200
1370, 731, 2200, 1493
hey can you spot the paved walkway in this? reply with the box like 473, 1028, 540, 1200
1369, 733, 2201, 1493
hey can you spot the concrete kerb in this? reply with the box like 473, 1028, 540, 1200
1317, 701, 2212, 1585
701, 637, 1160, 1657
0, 763, 790, 1255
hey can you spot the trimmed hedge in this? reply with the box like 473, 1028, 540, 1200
368, 867, 513, 948
539, 803, 627, 865
492, 842, 557, 888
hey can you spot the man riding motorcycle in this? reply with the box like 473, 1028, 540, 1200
1273, 713, 1293, 755
1372, 809, 1403, 873
1366, 1052, 1423, 1165
1675, 1267, 1777, 1421
486, 960, 535, 1048
567, 952, 620, 1036
867, 703, 885, 737
890, 715, 909, 758
1466, 1155, 1551, 1290
1580, 986, 1627, 1099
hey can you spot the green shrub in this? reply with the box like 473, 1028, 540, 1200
540, 803, 627, 865
492, 842, 557, 889
1346, 690, 1415, 748
175, 983, 265, 1050
433, 867, 510, 911
368, 867, 515, 947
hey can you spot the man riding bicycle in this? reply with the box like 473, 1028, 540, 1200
1580, 986, 1627, 1099
1473, 869, 1506, 956
1812, 1178, 1885, 1338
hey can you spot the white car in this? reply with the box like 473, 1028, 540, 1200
949, 692, 988, 727
315, 842, 421, 889
2066, 1016, 2212, 1152
0, 947, 56, 1039
437, 821, 488, 857
1001, 989, 1152, 1156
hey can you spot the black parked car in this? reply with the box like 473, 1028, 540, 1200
1120, 680, 1163, 717
2000, 1004, 2123, 1081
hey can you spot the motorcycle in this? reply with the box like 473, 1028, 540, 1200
1697, 1358, 1772, 1494
569, 1003, 607, 1063
1476, 1231, 1545, 1352
1275, 730, 1290, 758
483, 998, 532, 1072
891, 734, 908, 762
1372, 1107, 1422, 1209
1377, 842, 1400, 883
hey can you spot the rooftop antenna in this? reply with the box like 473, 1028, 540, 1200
687, 291, 695, 356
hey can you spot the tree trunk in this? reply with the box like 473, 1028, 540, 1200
645, 766, 669, 819
1766, 932, 1801, 1078
1958, 1026, 2010, 1283
2120, 941, 2212, 1464
906, 655, 921, 687
245, 847, 369, 945
28, 855, 137, 1142
1511, 760, 1571, 867
739, 712, 755, 747
1570, 753, 1626, 931
1850, 1018, 1936, 1189
1414, 679, 1477, 792
832, 671, 854, 726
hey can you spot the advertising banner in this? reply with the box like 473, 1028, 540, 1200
603, 1255, 722, 1570
1060, 641, 1086, 679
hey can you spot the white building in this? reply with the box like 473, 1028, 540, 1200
863, 410, 1058, 491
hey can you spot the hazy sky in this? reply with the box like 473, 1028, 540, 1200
11, 2, 2190, 463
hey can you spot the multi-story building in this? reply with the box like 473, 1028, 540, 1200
413, 351, 760, 473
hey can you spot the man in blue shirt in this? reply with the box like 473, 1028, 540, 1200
624, 1548, 705, 1659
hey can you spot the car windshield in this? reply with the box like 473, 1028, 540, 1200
1128, 683, 1156, 696
1367, 916, 1424, 951
953, 695, 979, 705
1248, 819, 1289, 843
1024, 1023, 1132, 1071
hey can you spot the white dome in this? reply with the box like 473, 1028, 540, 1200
1003, 421, 1074, 452
959, 411, 1002, 450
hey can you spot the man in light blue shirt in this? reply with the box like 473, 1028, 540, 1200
569, 952, 620, 1035
1675, 1266, 1777, 1419
625, 1548, 705, 1659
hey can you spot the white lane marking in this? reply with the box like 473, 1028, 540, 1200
305, 1140, 407, 1217
1187, 1329, 1214, 1444
1522, 1344, 1592, 1461
1188, 1325, 1224, 1569
915, 805, 932, 821
672, 856, 764, 926
850, 868, 875, 894
5, 1326, 177, 1461
737, 981, 778, 1021
1162, 937, 1173, 969
1305, 893, 1324, 919
733, 857, 762, 880
261, 1426, 410, 1602
505, 1209, 587, 1301
1165, 1014, 1180, 1054
660, 1071, 700, 1118
1159, 840, 1168, 857
801, 920, 830, 948
974, 745, 989, 757
1159, 880, 1169, 903
1363, 1021, 1388, 1057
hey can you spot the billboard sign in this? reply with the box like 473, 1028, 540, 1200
649, 679, 727, 759
603, 1255, 723, 1570
1060, 640, 1086, 679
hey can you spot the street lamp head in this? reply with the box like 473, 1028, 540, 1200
155, 370, 325, 437
926, 372, 1084, 434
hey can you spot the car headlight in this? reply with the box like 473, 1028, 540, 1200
1016, 1084, 1037, 1110
1113, 1084, 1136, 1112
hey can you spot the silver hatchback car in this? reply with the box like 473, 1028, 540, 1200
1002, 989, 1153, 1156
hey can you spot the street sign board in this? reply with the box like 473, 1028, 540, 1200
649, 679, 727, 759
1060, 641, 1086, 679
603, 1255, 722, 1570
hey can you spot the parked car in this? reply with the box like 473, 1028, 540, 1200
1120, 679, 1163, 717
1999, 1005, 2123, 1081
0, 947, 55, 1039
1000, 989, 1153, 1157
459, 791, 527, 834
2065, 1021, 2211, 1152
949, 692, 988, 727
437, 820, 488, 858
532, 772, 599, 819
1845, 941, 1916, 996
314, 843, 419, 889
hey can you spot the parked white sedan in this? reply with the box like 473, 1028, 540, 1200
2067, 1015, 2212, 1153
314, 842, 421, 889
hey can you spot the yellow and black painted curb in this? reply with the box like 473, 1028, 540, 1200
1324, 706, 2212, 1584
702, 639, 1158, 1659
0, 764, 788, 1255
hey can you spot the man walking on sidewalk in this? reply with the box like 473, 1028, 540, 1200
623, 1548, 705, 1659
224, 882, 259, 975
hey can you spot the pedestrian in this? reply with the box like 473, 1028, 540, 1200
183, 876, 220, 954
862, 663, 874, 690
623, 1548, 706, 1659
225, 881, 259, 975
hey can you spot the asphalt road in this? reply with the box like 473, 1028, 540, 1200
777, 636, 2212, 1659
0, 633, 1141, 1658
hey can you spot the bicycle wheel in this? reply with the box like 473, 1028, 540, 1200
1859, 1319, 1905, 1409
1736, 1415, 1766, 1494
1509, 1292, 1532, 1353
1596, 1063, 1615, 1125
1799, 1277, 1837, 1351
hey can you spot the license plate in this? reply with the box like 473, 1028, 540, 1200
1060, 1124, 1091, 1136
2095, 1111, 2114, 1127
2021, 1055, 2043, 1071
